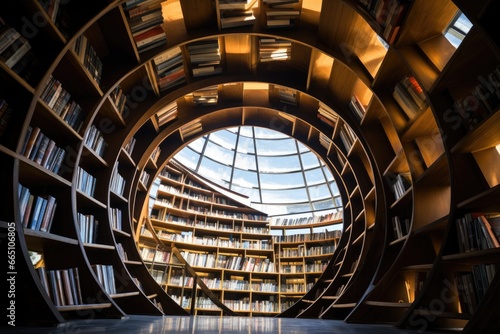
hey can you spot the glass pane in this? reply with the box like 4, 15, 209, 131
257, 155, 301, 173
188, 136, 207, 153
232, 168, 259, 188
231, 184, 260, 202
234, 151, 256, 170
209, 130, 237, 150
254, 127, 289, 139
308, 183, 331, 201
301, 151, 320, 169
312, 199, 335, 211
255, 137, 297, 155
260, 171, 305, 189
198, 157, 232, 185
304, 167, 325, 186
174, 147, 200, 170
329, 181, 340, 197
204, 141, 235, 166
236, 135, 255, 154
261, 188, 309, 204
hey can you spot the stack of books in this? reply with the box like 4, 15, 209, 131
317, 102, 339, 128
348, 95, 367, 122
192, 86, 218, 106
218, 0, 257, 29
123, 0, 166, 53
263, 0, 301, 29
155, 101, 178, 127
187, 39, 222, 77
152, 47, 185, 92
339, 123, 357, 152
393, 75, 428, 120
259, 38, 292, 62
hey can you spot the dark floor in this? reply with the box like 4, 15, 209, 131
5, 315, 455, 333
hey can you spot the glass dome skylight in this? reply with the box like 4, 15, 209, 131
173, 126, 343, 219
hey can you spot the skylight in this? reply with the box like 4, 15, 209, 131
173, 126, 343, 219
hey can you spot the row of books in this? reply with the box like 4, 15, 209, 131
40, 75, 85, 132
84, 124, 107, 157
259, 37, 292, 62
140, 246, 171, 263
454, 264, 498, 314
92, 264, 117, 295
317, 102, 339, 129
72, 34, 103, 84
140, 170, 150, 186
357, 0, 411, 44
270, 211, 343, 226
123, 0, 167, 53
455, 213, 500, 253
76, 166, 96, 197
38, 0, 71, 38
19, 185, 57, 232
110, 207, 123, 231
0, 18, 40, 84
348, 95, 367, 122
110, 85, 129, 116
280, 262, 303, 274
110, 165, 126, 196
306, 260, 328, 273
392, 215, 410, 240
37, 266, 83, 306
393, 75, 427, 120
149, 268, 165, 285
388, 172, 411, 201
123, 136, 137, 156
0, 99, 13, 140
339, 123, 357, 152
152, 47, 186, 92
77, 213, 99, 244
272, 229, 342, 243
21, 126, 67, 174
224, 298, 251, 311
252, 300, 278, 312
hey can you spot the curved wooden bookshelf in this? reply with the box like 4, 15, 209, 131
1, 1, 498, 333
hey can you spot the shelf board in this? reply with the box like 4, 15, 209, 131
457, 184, 500, 212
124, 260, 143, 266
76, 190, 107, 209
451, 110, 500, 153
364, 301, 411, 308
442, 248, 500, 264
110, 291, 140, 299
23, 229, 79, 251
83, 242, 115, 250
57, 303, 112, 312
331, 302, 357, 308
113, 228, 131, 238
147, 294, 158, 299
400, 264, 433, 271
389, 235, 408, 246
